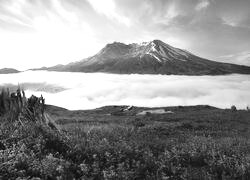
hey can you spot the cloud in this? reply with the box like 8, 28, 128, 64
165, 2, 179, 19
221, 15, 241, 27
0, 0, 103, 70
86, 0, 130, 26
218, 0, 250, 28
218, 51, 250, 66
0, 82, 66, 93
0, 71, 249, 110
195, 0, 210, 11
153, 2, 180, 26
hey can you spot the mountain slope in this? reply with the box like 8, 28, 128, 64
45, 40, 250, 75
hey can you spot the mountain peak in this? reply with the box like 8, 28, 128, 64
98, 41, 130, 59
131, 39, 165, 47
106, 41, 126, 46
129, 39, 190, 62
104, 39, 168, 50
96, 39, 191, 63
43, 39, 250, 75
152, 39, 164, 44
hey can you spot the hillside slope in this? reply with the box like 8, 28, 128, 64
0, 68, 20, 74
1, 88, 250, 179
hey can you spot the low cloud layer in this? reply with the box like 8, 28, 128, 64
0, 71, 249, 110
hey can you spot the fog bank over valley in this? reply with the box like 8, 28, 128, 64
0, 71, 249, 110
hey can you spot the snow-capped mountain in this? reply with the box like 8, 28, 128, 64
42, 39, 250, 75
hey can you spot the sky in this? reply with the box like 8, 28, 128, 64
0, 0, 250, 70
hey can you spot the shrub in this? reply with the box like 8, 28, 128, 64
231, 105, 237, 112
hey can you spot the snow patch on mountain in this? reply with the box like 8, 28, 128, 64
138, 42, 150, 46
146, 52, 162, 62
150, 42, 158, 52
138, 41, 189, 62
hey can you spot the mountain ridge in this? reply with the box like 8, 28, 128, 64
0, 68, 20, 74
37, 39, 250, 75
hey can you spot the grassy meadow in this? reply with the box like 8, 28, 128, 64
1, 90, 250, 179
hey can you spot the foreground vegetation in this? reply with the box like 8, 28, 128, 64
1, 89, 250, 179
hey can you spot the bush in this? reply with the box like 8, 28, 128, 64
231, 105, 237, 112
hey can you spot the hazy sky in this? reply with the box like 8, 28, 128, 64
0, 0, 250, 70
